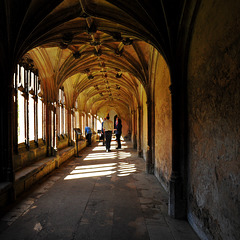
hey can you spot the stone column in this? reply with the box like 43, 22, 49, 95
56, 102, 60, 142
168, 82, 187, 219
46, 101, 52, 156
13, 68, 18, 154
137, 106, 142, 157
67, 108, 72, 146
92, 114, 94, 130
24, 68, 30, 150
0, 72, 15, 182
132, 110, 137, 149
52, 102, 57, 156
146, 100, 154, 174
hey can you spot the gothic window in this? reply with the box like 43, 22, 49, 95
15, 62, 42, 149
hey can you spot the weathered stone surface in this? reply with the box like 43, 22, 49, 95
188, 0, 240, 239
154, 53, 172, 191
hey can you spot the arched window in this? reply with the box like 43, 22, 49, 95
15, 62, 43, 149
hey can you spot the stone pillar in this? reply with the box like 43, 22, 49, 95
56, 102, 60, 141
137, 106, 142, 157
168, 82, 187, 219
146, 100, 154, 174
79, 112, 82, 131
0, 72, 15, 182
85, 113, 87, 130
132, 110, 137, 149
67, 108, 72, 146
92, 114, 94, 130
52, 103, 57, 156
46, 101, 52, 156
24, 68, 30, 150
13, 67, 18, 154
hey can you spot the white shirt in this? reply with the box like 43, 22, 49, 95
103, 119, 114, 131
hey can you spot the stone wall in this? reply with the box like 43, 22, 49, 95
154, 54, 172, 191
188, 1, 240, 239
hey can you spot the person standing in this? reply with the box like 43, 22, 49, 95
103, 115, 113, 152
115, 116, 122, 149
85, 126, 92, 146
101, 118, 106, 145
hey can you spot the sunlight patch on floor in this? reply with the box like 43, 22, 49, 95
64, 170, 117, 179
117, 162, 137, 177
64, 141, 136, 180
75, 163, 117, 169
118, 152, 132, 159
70, 166, 116, 174
83, 154, 117, 161
64, 161, 137, 180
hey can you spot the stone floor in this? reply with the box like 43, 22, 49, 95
0, 141, 199, 240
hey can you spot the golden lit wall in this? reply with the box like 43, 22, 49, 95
154, 54, 172, 191
121, 119, 129, 138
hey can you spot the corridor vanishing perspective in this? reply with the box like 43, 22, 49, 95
0, 141, 199, 240
0, 1, 239, 240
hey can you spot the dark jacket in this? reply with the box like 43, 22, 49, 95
115, 119, 122, 135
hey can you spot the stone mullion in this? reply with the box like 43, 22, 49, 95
34, 74, 38, 146
24, 68, 30, 150
72, 109, 75, 141
61, 104, 64, 136
13, 66, 18, 153
42, 100, 46, 142
56, 102, 60, 140
67, 108, 72, 146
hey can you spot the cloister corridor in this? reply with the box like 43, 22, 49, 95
1, 1, 239, 239
0, 141, 198, 240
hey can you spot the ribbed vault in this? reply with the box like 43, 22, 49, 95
24, 11, 152, 119
12, 0, 198, 121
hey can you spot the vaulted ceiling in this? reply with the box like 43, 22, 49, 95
1, 0, 198, 119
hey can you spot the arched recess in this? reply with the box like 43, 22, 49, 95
15, 1, 183, 219
0, 0, 201, 222
150, 48, 172, 191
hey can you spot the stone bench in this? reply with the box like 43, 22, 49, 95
0, 138, 96, 214
13, 139, 88, 197
14, 156, 57, 197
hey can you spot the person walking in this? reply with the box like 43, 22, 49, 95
115, 116, 122, 149
103, 115, 113, 152
85, 126, 92, 146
